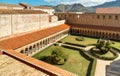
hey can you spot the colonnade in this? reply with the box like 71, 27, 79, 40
19, 30, 69, 56
70, 27, 120, 40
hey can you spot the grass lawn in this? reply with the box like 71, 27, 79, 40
111, 41, 120, 51
33, 45, 91, 76
60, 35, 98, 46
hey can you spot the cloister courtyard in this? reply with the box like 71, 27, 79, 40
33, 35, 120, 76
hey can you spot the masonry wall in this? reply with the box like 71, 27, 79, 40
0, 15, 12, 37
55, 13, 120, 27
0, 13, 61, 38
12, 14, 40, 34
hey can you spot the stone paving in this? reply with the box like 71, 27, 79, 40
0, 55, 48, 76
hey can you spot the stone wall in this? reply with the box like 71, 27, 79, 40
55, 13, 120, 27
0, 15, 12, 37
0, 13, 60, 38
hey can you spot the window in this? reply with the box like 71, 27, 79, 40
115, 16, 118, 20
103, 15, 105, 19
109, 15, 111, 19
97, 15, 100, 19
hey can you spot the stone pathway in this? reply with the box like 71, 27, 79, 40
94, 51, 120, 76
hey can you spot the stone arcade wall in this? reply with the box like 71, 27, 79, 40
55, 13, 120, 27
55, 13, 120, 40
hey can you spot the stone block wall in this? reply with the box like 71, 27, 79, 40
0, 13, 61, 38
55, 13, 120, 27
0, 15, 12, 38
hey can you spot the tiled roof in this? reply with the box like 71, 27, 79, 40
0, 24, 76, 76
0, 3, 22, 7
34, 6, 54, 9
70, 24, 120, 32
96, 7, 120, 14
0, 9, 46, 14
3, 49, 76, 76
0, 24, 70, 50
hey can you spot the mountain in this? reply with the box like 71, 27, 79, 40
92, 0, 120, 9
55, 3, 95, 12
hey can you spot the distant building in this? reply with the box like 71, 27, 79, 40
96, 7, 120, 14
34, 6, 55, 15
0, 3, 55, 15
0, 3, 23, 9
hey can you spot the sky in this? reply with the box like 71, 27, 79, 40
0, 0, 116, 6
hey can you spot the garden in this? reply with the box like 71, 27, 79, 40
33, 45, 96, 76
33, 35, 120, 76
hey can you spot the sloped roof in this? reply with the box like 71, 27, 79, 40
34, 6, 54, 9
0, 9, 47, 14
96, 7, 120, 14
0, 24, 70, 50
0, 3, 22, 7
70, 24, 120, 32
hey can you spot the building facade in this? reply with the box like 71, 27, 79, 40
55, 12, 120, 40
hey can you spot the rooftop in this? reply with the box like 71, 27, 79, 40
96, 7, 120, 14
0, 9, 46, 14
0, 55, 48, 76
70, 24, 120, 32
0, 24, 69, 50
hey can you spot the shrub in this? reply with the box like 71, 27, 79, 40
90, 48, 118, 60
76, 36, 85, 41
51, 47, 69, 65
65, 42, 86, 47
58, 41, 62, 43
96, 39, 112, 54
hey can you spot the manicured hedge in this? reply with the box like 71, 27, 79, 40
79, 49, 96, 76
62, 45, 96, 76
65, 42, 86, 47
90, 48, 118, 60
112, 47, 120, 53
76, 36, 85, 41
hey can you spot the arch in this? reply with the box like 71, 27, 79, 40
33, 44, 36, 52
20, 50, 24, 53
40, 41, 42, 48
37, 43, 39, 50
109, 33, 112, 39
29, 46, 32, 54
25, 48, 28, 55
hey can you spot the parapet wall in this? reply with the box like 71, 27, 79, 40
0, 14, 61, 38
55, 13, 120, 27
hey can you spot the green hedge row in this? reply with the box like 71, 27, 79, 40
112, 47, 120, 53
79, 49, 96, 76
65, 42, 86, 47
90, 49, 118, 60
62, 45, 96, 76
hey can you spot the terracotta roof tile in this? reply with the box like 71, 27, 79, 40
70, 24, 120, 32
3, 49, 76, 76
96, 7, 120, 14
0, 24, 70, 50
0, 9, 46, 14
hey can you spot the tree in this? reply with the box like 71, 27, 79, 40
51, 47, 69, 65
96, 39, 112, 54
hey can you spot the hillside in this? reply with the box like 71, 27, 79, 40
55, 4, 95, 12
92, 0, 120, 9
